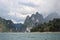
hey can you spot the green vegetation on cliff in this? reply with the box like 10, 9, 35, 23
0, 17, 13, 32
31, 18, 60, 32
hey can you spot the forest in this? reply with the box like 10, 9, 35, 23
31, 18, 60, 32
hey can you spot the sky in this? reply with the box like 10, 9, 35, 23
0, 0, 60, 24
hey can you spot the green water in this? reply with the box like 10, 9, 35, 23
0, 32, 60, 40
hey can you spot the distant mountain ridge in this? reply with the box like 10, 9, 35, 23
0, 17, 24, 32
45, 12, 60, 22
0, 17, 13, 32
12, 23, 24, 32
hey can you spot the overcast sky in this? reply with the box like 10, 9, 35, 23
0, 0, 60, 24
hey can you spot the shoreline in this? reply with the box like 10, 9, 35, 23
0, 32, 60, 34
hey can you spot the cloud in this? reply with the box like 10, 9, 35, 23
19, 0, 60, 17
0, 2, 9, 19
19, 2, 39, 8
0, 0, 60, 23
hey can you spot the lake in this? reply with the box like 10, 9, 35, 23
0, 32, 60, 40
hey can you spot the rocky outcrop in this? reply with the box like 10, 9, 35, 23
24, 12, 44, 32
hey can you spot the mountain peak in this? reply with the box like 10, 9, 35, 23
36, 12, 39, 15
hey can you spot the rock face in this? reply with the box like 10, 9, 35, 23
45, 12, 60, 22
24, 12, 44, 32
